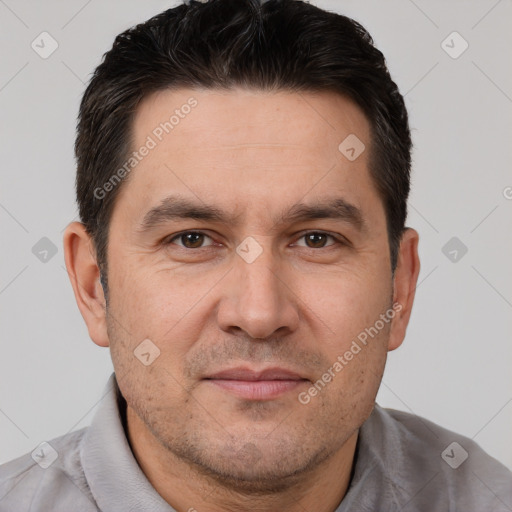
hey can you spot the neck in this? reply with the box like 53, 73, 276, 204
126, 405, 358, 512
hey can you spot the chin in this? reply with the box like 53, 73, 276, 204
165, 432, 334, 494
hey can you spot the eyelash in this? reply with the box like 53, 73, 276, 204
165, 230, 347, 250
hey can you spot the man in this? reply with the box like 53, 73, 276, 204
1, 0, 510, 510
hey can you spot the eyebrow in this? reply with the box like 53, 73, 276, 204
138, 194, 367, 234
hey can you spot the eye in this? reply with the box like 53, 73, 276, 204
167, 231, 215, 249
294, 231, 341, 249
165, 230, 345, 251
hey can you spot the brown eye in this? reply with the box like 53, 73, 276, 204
295, 232, 338, 249
305, 233, 329, 248
169, 232, 213, 249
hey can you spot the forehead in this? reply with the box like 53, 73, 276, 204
113, 87, 382, 229
134, 87, 370, 157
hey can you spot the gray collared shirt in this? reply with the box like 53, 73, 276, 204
1, 374, 511, 511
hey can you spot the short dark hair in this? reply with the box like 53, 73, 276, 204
75, 0, 411, 294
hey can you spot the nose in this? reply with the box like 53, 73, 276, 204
216, 241, 300, 340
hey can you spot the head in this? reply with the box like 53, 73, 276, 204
64, 0, 420, 493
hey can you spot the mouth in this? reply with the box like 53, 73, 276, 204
203, 367, 309, 400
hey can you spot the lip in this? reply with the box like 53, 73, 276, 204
204, 367, 309, 400
206, 367, 305, 381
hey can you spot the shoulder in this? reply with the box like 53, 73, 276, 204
382, 405, 511, 479
367, 405, 512, 510
0, 428, 98, 512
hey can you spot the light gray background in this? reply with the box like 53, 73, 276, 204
1, 0, 511, 472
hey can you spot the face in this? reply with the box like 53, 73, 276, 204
87, 88, 407, 489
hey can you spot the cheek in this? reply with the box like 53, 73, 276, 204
296, 265, 391, 345
107, 260, 219, 366
297, 263, 391, 400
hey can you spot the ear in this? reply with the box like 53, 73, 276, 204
388, 228, 420, 352
63, 222, 109, 347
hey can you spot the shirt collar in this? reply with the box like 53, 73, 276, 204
335, 403, 417, 511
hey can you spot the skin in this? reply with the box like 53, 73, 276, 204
64, 88, 420, 512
